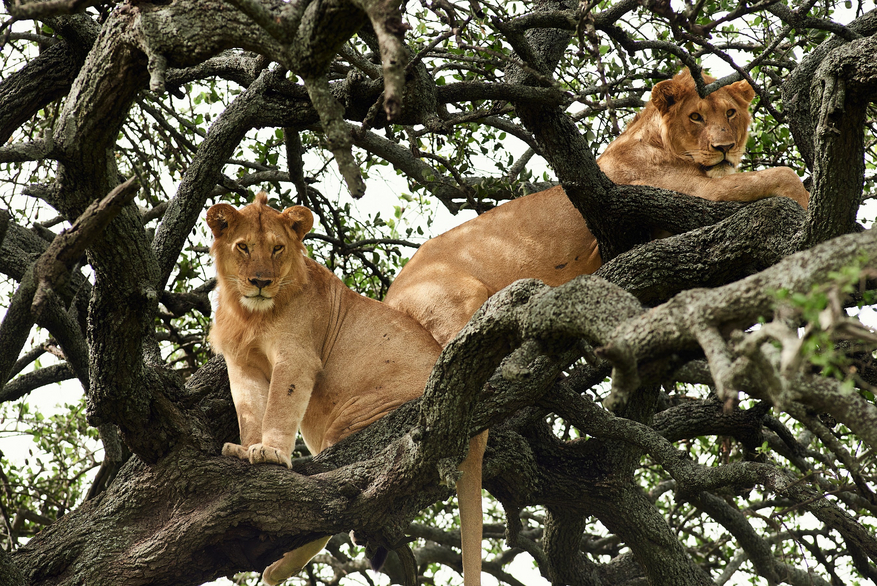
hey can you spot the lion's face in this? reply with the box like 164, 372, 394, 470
651, 71, 756, 178
207, 193, 314, 312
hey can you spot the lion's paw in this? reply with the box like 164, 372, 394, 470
222, 442, 249, 461
247, 443, 293, 469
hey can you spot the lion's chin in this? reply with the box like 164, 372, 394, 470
240, 295, 275, 312
702, 160, 737, 178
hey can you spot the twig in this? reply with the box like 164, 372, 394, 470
303, 75, 366, 198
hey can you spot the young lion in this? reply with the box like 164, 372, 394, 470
207, 193, 482, 585
384, 69, 809, 347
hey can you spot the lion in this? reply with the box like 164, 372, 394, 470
207, 193, 484, 585
384, 68, 809, 347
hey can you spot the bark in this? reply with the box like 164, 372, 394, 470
0, 548, 25, 586
595, 196, 805, 306
800, 33, 877, 248
542, 509, 600, 585
57, 20, 170, 461
600, 228, 877, 405
653, 399, 768, 449
782, 9, 877, 171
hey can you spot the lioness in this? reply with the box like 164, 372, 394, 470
384, 69, 809, 346
207, 193, 483, 585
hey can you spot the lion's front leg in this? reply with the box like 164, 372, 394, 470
669, 167, 809, 208
222, 442, 249, 461
248, 355, 319, 468
246, 443, 293, 468
224, 359, 270, 460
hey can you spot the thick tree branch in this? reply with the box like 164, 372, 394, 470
0, 14, 98, 144
600, 227, 877, 406
0, 139, 54, 163
800, 33, 877, 248
783, 9, 877, 171
783, 376, 877, 452
653, 399, 767, 449
350, 0, 407, 120
542, 509, 600, 585
303, 74, 367, 197
0, 363, 76, 404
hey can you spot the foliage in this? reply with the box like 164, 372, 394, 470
776, 258, 877, 386
0, 399, 100, 548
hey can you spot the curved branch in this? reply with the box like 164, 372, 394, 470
542, 508, 600, 585
0, 139, 54, 163
304, 74, 367, 197
153, 68, 280, 291
350, 0, 408, 120
164, 50, 269, 90
0, 14, 98, 144
600, 226, 877, 405
0, 363, 76, 404
766, 3, 862, 42
693, 492, 832, 586
349, 123, 467, 213
786, 376, 877, 452
33, 177, 140, 315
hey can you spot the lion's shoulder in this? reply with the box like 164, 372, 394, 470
597, 104, 668, 184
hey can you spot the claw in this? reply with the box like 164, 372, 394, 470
247, 443, 292, 469
222, 442, 249, 461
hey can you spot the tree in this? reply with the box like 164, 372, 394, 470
0, 0, 876, 584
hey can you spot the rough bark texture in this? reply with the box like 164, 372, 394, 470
800, 34, 877, 248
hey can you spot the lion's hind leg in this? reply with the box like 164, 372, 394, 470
262, 536, 332, 585
386, 268, 493, 347
458, 431, 486, 586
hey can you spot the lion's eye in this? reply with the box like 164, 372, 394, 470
273, 245, 284, 254
727, 108, 736, 118
236, 243, 248, 253
689, 112, 703, 122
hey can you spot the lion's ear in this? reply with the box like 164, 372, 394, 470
206, 204, 239, 238
282, 205, 314, 241
651, 78, 681, 114
727, 80, 756, 105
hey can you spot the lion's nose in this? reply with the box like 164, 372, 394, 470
249, 278, 272, 289
711, 142, 735, 154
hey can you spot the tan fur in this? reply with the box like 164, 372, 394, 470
207, 194, 484, 585
384, 69, 809, 347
